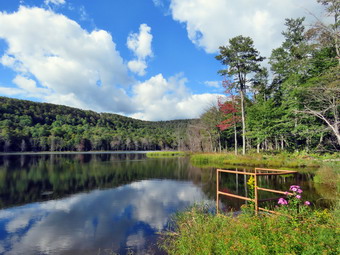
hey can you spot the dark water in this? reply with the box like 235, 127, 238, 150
0, 153, 333, 254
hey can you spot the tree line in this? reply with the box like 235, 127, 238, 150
189, 0, 339, 154
0, 97, 194, 152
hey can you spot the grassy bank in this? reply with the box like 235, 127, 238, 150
160, 204, 340, 255
161, 152, 339, 254
190, 152, 340, 168
146, 151, 189, 158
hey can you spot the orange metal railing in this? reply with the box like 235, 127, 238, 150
216, 168, 297, 215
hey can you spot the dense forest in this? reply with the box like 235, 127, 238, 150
191, 0, 339, 154
0, 97, 193, 152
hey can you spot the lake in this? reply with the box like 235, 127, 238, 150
0, 152, 332, 254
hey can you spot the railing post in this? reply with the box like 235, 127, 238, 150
216, 169, 219, 214
254, 169, 258, 215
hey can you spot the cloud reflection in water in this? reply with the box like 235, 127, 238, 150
0, 179, 210, 254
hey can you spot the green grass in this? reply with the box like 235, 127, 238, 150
190, 152, 326, 168
160, 152, 340, 254
159, 205, 340, 255
314, 163, 339, 184
146, 151, 189, 158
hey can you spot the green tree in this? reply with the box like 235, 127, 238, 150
311, 0, 340, 64
216, 36, 264, 154
298, 65, 340, 147
200, 106, 224, 152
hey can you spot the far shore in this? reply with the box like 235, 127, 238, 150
0, 150, 156, 156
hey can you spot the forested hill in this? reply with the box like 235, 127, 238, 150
0, 96, 194, 152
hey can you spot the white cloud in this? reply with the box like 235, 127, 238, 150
44, 0, 66, 5
169, 0, 322, 57
0, 86, 23, 96
13, 75, 50, 98
204, 81, 220, 88
0, 6, 134, 114
127, 24, 153, 59
0, 6, 221, 121
127, 24, 153, 76
127, 60, 147, 76
131, 73, 221, 120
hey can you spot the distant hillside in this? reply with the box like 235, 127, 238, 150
0, 97, 194, 152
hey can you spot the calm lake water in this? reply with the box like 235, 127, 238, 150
0, 152, 333, 255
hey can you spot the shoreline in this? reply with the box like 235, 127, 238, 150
0, 150, 156, 156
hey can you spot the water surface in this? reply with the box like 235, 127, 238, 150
0, 153, 332, 254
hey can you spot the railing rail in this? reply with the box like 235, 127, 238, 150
216, 168, 297, 215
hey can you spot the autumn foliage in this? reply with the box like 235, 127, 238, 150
217, 80, 241, 131
217, 99, 240, 130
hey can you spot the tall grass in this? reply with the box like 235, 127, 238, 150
314, 163, 339, 187
190, 152, 323, 168
160, 152, 339, 254
159, 205, 339, 255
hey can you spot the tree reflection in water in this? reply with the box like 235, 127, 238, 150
0, 153, 330, 254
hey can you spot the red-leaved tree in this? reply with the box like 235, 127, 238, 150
217, 80, 241, 154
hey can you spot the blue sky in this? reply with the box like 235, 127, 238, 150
0, 0, 323, 120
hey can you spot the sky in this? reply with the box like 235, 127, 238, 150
0, 0, 324, 121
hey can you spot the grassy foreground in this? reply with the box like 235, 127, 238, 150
159, 204, 340, 255
160, 153, 339, 254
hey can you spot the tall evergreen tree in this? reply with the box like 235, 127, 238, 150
216, 35, 264, 154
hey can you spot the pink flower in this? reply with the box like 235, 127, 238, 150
297, 189, 303, 194
278, 198, 288, 205
296, 195, 301, 199
284, 191, 289, 196
290, 185, 300, 191
304, 201, 311, 206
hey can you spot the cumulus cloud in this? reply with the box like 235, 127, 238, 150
0, 6, 133, 114
13, 75, 50, 98
127, 60, 148, 76
127, 24, 153, 76
0, 6, 220, 121
127, 24, 153, 59
169, 0, 322, 57
131, 73, 220, 120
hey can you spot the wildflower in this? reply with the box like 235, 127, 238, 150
304, 201, 310, 206
296, 195, 301, 199
297, 189, 303, 194
290, 185, 300, 191
278, 198, 288, 205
